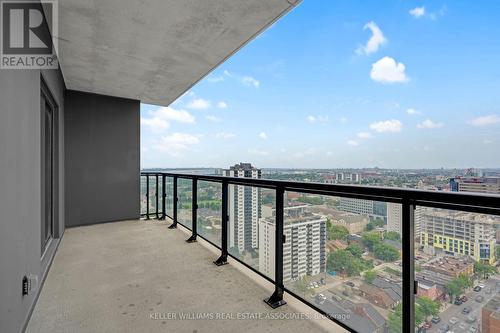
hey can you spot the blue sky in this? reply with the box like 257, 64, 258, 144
141, 1, 500, 169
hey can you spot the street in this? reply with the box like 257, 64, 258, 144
427, 277, 500, 333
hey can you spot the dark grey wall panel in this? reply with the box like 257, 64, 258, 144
0, 68, 65, 333
64, 90, 140, 227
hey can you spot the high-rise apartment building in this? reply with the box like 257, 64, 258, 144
224, 163, 261, 252
387, 203, 422, 238
339, 198, 387, 220
420, 208, 497, 264
450, 176, 500, 194
259, 204, 327, 282
335, 172, 361, 184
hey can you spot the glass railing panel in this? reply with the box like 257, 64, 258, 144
227, 185, 276, 280
140, 174, 148, 215
177, 178, 193, 229
414, 206, 500, 333
282, 191, 401, 333
165, 176, 174, 219
197, 180, 222, 247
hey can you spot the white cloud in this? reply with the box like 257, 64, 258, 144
187, 98, 211, 110
307, 115, 329, 123
242, 76, 260, 88
371, 57, 409, 83
205, 115, 222, 122
347, 140, 359, 146
217, 101, 228, 109
369, 119, 403, 133
207, 75, 224, 83
409, 6, 425, 18
356, 21, 387, 55
141, 106, 195, 132
153, 133, 200, 156
214, 132, 235, 139
141, 117, 170, 132
152, 107, 195, 123
407, 108, 421, 115
357, 132, 373, 139
417, 119, 444, 129
468, 114, 500, 127
259, 132, 268, 140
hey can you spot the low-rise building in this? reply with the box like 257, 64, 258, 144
482, 296, 500, 333
422, 256, 474, 278
310, 206, 369, 234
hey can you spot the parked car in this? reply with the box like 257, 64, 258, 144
475, 295, 484, 303
431, 316, 441, 324
468, 326, 478, 333
485, 287, 492, 294
438, 324, 450, 333
458, 322, 469, 330
315, 293, 326, 305
466, 314, 477, 323
462, 306, 472, 314
473, 285, 482, 292
454, 298, 463, 305
459, 295, 468, 302
449, 317, 459, 325
345, 281, 355, 287
422, 322, 432, 329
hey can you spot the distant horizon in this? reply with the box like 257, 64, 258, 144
141, 166, 500, 172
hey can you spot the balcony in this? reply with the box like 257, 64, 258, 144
136, 172, 500, 333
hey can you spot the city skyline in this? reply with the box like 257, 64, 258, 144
141, 1, 500, 169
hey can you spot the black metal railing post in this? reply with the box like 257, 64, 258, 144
402, 199, 415, 333
168, 176, 178, 229
264, 185, 286, 309
145, 175, 150, 220
186, 177, 198, 242
160, 174, 166, 220
155, 174, 159, 219
214, 180, 229, 266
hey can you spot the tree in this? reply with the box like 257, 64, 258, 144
346, 244, 363, 258
327, 250, 362, 277
446, 279, 463, 302
474, 261, 497, 279
416, 296, 440, 320
327, 224, 349, 241
294, 276, 313, 298
385, 231, 401, 242
373, 243, 400, 262
387, 304, 402, 333
362, 231, 382, 251
364, 270, 377, 284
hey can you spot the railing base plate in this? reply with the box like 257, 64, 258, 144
263, 297, 286, 309
186, 235, 197, 243
168, 223, 177, 229
213, 255, 228, 266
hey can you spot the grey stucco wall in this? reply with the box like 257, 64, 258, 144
64, 90, 140, 227
0, 68, 65, 333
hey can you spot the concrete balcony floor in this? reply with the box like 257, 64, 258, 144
26, 219, 335, 333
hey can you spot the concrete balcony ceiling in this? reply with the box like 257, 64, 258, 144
55, 0, 300, 106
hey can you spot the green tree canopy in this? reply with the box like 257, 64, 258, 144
362, 231, 382, 251
327, 224, 349, 241
385, 231, 401, 241
346, 244, 363, 258
416, 296, 440, 319
373, 243, 400, 262
364, 270, 377, 284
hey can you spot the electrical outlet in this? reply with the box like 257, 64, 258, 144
22, 274, 39, 296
